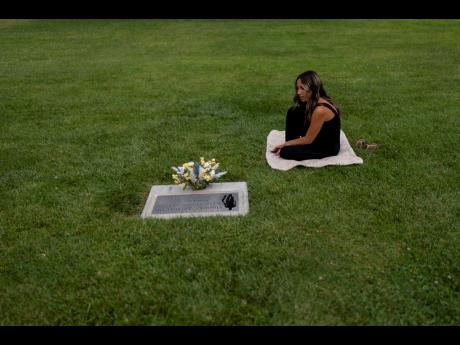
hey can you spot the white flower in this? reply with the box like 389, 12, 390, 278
214, 171, 227, 179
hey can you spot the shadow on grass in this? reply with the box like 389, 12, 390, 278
106, 184, 145, 216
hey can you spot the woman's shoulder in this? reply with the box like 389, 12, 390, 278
317, 98, 336, 107
313, 99, 337, 121
316, 98, 339, 114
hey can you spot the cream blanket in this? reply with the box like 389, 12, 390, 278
266, 130, 363, 170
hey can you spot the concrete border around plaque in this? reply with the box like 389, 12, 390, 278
141, 182, 249, 219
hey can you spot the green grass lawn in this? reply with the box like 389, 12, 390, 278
1, 19, 459, 325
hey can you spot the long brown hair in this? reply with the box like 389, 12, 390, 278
293, 70, 334, 126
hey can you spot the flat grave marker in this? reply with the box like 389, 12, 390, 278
141, 182, 249, 219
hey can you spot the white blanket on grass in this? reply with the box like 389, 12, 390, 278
266, 130, 363, 170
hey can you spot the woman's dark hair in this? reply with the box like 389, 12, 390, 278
293, 70, 335, 125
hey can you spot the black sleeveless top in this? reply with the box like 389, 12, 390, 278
310, 102, 341, 153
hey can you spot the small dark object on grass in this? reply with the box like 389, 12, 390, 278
356, 139, 366, 149
366, 143, 378, 151
356, 139, 378, 151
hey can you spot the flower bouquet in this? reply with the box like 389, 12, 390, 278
171, 157, 227, 190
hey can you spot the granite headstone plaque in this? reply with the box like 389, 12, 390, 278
141, 182, 249, 219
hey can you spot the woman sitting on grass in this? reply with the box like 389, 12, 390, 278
271, 70, 341, 160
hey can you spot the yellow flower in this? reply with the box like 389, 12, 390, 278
172, 174, 180, 184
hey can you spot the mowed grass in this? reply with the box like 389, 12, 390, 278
0, 19, 459, 325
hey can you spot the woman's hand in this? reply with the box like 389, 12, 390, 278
270, 143, 285, 156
